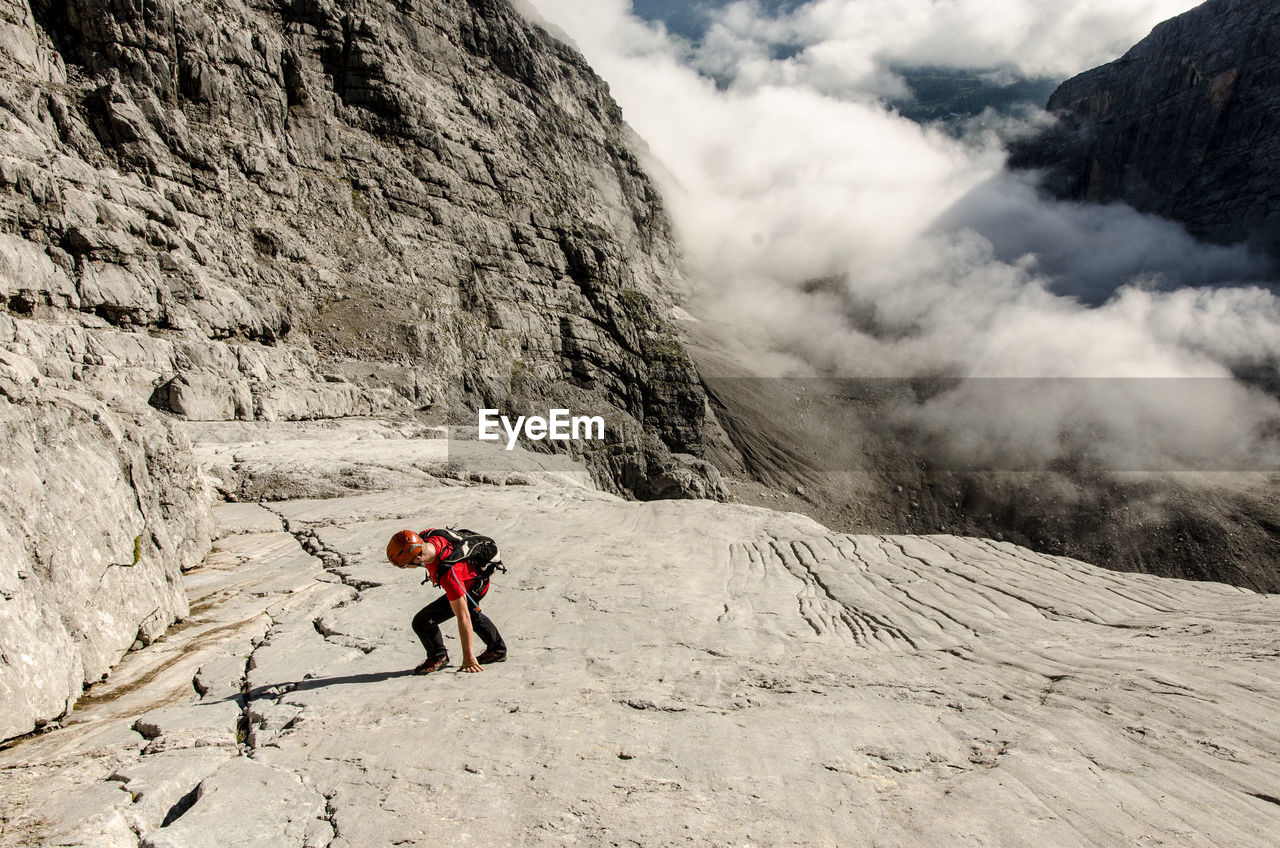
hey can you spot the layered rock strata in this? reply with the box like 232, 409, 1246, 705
1009, 0, 1280, 256
0, 350, 211, 741
0, 0, 721, 484
0, 0, 727, 737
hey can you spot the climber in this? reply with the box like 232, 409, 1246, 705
386, 529, 508, 674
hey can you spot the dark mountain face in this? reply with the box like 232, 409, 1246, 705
889, 66, 1060, 124
1009, 0, 1280, 258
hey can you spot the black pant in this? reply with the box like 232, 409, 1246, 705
411, 593, 506, 661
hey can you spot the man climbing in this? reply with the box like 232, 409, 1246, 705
386, 529, 508, 674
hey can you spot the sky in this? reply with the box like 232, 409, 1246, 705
520, 0, 1280, 472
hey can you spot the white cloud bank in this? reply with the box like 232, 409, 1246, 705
687, 0, 1207, 97
523, 0, 1280, 471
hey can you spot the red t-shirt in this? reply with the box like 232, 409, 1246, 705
422, 532, 476, 601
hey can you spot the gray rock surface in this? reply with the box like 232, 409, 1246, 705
186, 418, 599, 501
1, 425, 1277, 846
139, 757, 334, 848
0, 349, 211, 741
1009, 0, 1280, 256
0, 0, 728, 736
0, 0, 725, 495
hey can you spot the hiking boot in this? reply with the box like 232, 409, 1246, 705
477, 648, 507, 665
414, 655, 450, 674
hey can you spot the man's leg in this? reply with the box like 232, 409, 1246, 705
468, 606, 506, 654
411, 594, 454, 661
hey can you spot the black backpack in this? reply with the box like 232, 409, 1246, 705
421, 527, 506, 598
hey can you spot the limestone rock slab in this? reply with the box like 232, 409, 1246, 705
211, 502, 284, 536
4, 469, 1280, 847
109, 747, 236, 832
132, 700, 243, 753
37, 782, 138, 848
140, 757, 333, 848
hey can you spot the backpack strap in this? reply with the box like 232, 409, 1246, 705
419, 527, 503, 583
423, 527, 470, 565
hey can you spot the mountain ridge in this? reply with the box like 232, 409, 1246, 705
1009, 0, 1280, 257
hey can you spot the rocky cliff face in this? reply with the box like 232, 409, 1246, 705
0, 353, 212, 741
0, 0, 721, 482
1009, 0, 1280, 256
0, 0, 727, 738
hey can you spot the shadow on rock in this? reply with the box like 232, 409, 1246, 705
237, 670, 419, 702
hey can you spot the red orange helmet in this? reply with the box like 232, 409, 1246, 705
387, 530, 424, 567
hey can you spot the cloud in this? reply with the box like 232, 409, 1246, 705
689, 0, 1205, 97
933, 170, 1274, 305
522, 0, 1280, 472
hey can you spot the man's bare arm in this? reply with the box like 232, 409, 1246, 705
450, 594, 482, 672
